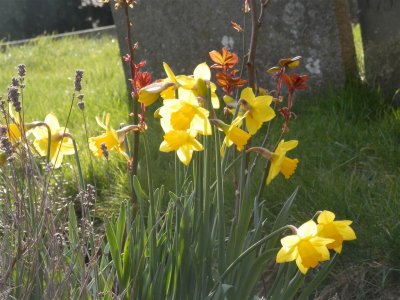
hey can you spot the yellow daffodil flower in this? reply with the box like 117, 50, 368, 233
317, 210, 356, 253
138, 81, 175, 107
137, 62, 180, 107
266, 139, 299, 185
139, 62, 220, 109
5, 103, 23, 143
239, 87, 275, 135
4, 105, 40, 143
175, 62, 220, 109
159, 99, 211, 135
276, 220, 334, 274
218, 116, 251, 155
32, 113, 75, 168
88, 113, 132, 160
6, 123, 22, 143
159, 130, 203, 165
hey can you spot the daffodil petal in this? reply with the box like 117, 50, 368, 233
317, 211, 336, 224
297, 220, 318, 239
193, 62, 211, 81
163, 62, 179, 85
45, 113, 60, 130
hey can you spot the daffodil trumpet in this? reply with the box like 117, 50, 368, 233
210, 118, 251, 155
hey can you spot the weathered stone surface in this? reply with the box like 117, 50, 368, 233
357, 0, 400, 94
0, 1, 27, 41
112, 0, 356, 94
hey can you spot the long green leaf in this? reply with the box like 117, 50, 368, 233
297, 254, 338, 300
105, 221, 123, 289
266, 187, 299, 249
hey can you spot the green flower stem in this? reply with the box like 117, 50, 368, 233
174, 154, 179, 195
64, 133, 85, 191
142, 132, 157, 273
214, 127, 225, 272
30, 122, 52, 165
254, 160, 270, 204
174, 87, 180, 195
121, 124, 135, 204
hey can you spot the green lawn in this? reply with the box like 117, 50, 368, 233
1, 35, 399, 298
0, 35, 170, 210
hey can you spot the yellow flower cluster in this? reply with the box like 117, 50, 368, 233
139, 62, 284, 170
276, 210, 356, 274
156, 63, 213, 165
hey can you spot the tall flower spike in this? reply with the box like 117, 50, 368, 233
317, 210, 356, 253
74, 70, 84, 92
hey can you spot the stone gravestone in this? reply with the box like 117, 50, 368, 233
357, 0, 400, 94
0, 0, 113, 41
111, 0, 356, 95
0, 1, 27, 41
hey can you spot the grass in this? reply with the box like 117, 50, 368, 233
0, 35, 170, 211
266, 82, 400, 297
1, 35, 400, 298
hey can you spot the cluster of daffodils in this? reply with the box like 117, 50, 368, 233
134, 60, 298, 185
139, 62, 214, 165
277, 210, 356, 274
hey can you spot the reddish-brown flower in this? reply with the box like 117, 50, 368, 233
134, 72, 153, 90
209, 48, 239, 70
282, 73, 309, 94
216, 72, 247, 95
209, 48, 246, 95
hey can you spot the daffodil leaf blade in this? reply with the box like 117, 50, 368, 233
297, 254, 338, 300
133, 175, 149, 205
266, 187, 299, 249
